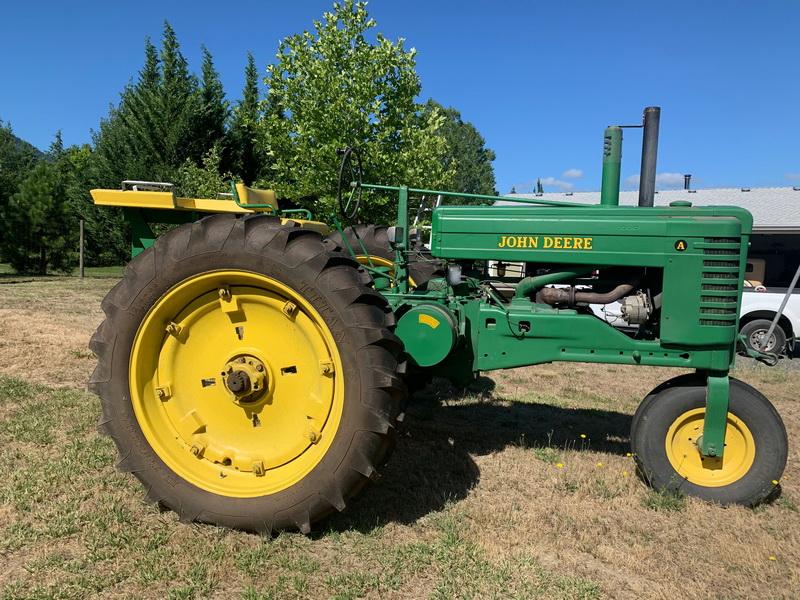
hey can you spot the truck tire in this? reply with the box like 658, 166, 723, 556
740, 319, 787, 355
89, 214, 405, 533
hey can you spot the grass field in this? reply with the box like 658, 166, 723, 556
0, 277, 798, 599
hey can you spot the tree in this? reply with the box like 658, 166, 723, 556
261, 0, 453, 223
228, 53, 264, 184
175, 144, 233, 199
87, 22, 231, 264
424, 100, 497, 200
194, 46, 228, 160
92, 22, 206, 186
0, 135, 77, 274
0, 121, 42, 261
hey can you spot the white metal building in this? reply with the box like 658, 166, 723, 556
499, 187, 800, 287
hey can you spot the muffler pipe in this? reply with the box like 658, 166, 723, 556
638, 106, 660, 207
538, 280, 639, 306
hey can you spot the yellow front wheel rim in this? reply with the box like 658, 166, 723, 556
665, 408, 756, 487
129, 270, 344, 498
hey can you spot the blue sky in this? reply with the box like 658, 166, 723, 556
1, 1, 798, 194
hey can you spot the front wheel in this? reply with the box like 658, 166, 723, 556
631, 377, 787, 506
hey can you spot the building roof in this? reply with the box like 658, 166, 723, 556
498, 187, 800, 233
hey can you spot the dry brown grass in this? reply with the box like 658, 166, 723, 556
0, 277, 797, 599
0, 277, 112, 388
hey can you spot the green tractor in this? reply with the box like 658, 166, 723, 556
89, 107, 787, 533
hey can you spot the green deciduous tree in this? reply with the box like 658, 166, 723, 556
175, 144, 233, 199
424, 100, 497, 200
261, 0, 454, 223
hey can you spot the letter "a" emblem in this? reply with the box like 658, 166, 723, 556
674, 240, 687, 251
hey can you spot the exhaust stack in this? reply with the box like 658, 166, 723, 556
638, 106, 660, 207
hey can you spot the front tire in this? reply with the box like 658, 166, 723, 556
89, 214, 405, 533
631, 376, 787, 506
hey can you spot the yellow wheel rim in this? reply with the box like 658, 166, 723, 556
129, 270, 344, 498
665, 408, 756, 487
355, 255, 418, 288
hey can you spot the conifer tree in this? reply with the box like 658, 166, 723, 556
0, 134, 77, 274
196, 46, 228, 154
229, 53, 263, 184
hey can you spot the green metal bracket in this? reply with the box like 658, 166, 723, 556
125, 209, 156, 258
396, 186, 410, 294
701, 373, 730, 458
280, 208, 314, 220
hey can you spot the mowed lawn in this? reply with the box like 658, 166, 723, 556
0, 277, 798, 599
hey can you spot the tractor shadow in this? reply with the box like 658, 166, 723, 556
325, 376, 633, 533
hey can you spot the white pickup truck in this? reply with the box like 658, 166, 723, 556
738, 286, 799, 355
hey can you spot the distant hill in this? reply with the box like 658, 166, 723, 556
0, 123, 43, 159
0, 122, 43, 193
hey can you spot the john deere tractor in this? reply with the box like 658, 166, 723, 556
89, 107, 787, 533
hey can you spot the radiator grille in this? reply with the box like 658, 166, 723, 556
699, 237, 741, 327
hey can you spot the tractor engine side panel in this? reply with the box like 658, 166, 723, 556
430, 205, 752, 350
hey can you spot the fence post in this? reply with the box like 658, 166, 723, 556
79, 219, 85, 279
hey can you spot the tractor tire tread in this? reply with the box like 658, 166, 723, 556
89, 213, 406, 533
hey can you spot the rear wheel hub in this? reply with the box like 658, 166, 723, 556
222, 355, 268, 404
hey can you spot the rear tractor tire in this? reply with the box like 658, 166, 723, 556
328, 224, 444, 290
631, 376, 787, 506
89, 214, 406, 533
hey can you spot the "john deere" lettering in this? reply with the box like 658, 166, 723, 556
497, 235, 594, 250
